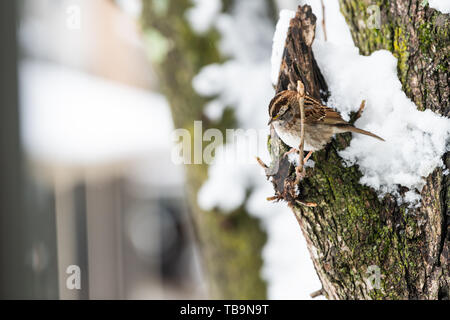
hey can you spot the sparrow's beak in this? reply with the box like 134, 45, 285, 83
267, 118, 273, 125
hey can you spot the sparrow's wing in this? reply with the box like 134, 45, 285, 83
303, 96, 348, 125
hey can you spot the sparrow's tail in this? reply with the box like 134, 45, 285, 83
342, 126, 385, 141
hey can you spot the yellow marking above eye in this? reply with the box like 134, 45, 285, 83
273, 105, 288, 120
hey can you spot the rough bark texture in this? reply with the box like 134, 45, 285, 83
268, 4, 448, 299
140, 0, 268, 299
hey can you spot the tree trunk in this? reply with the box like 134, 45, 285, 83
140, 0, 268, 299
268, 3, 448, 300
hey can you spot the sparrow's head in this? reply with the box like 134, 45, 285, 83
268, 90, 297, 125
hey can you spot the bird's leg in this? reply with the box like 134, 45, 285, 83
283, 147, 298, 158
294, 151, 313, 184
303, 150, 313, 164
295, 165, 305, 179
283, 149, 312, 164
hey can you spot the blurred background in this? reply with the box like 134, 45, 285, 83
0, 0, 325, 299
2, 0, 206, 299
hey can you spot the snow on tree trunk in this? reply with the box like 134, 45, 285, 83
268, 4, 448, 299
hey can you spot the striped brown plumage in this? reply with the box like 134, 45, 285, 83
268, 90, 384, 152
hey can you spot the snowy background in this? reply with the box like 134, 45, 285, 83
18, 0, 204, 299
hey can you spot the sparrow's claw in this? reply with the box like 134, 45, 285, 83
283, 148, 298, 158
303, 150, 313, 164
295, 165, 306, 176
293, 165, 306, 185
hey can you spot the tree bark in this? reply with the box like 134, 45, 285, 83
268, 4, 448, 300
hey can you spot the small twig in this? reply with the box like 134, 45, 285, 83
283, 148, 298, 159
255, 156, 268, 169
303, 150, 313, 164
310, 288, 324, 298
321, 0, 327, 41
296, 200, 317, 208
267, 195, 281, 202
294, 80, 306, 185
355, 99, 365, 120
350, 100, 366, 124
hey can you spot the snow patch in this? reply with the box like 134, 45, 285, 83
287, 152, 315, 168
271, 10, 295, 85
429, 0, 450, 13
193, 61, 271, 128
197, 142, 266, 212
116, 0, 142, 18
185, 0, 222, 34
313, 41, 450, 201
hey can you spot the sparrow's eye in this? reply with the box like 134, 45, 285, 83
276, 105, 288, 118
272, 105, 288, 121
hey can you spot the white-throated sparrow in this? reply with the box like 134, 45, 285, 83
268, 90, 384, 153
